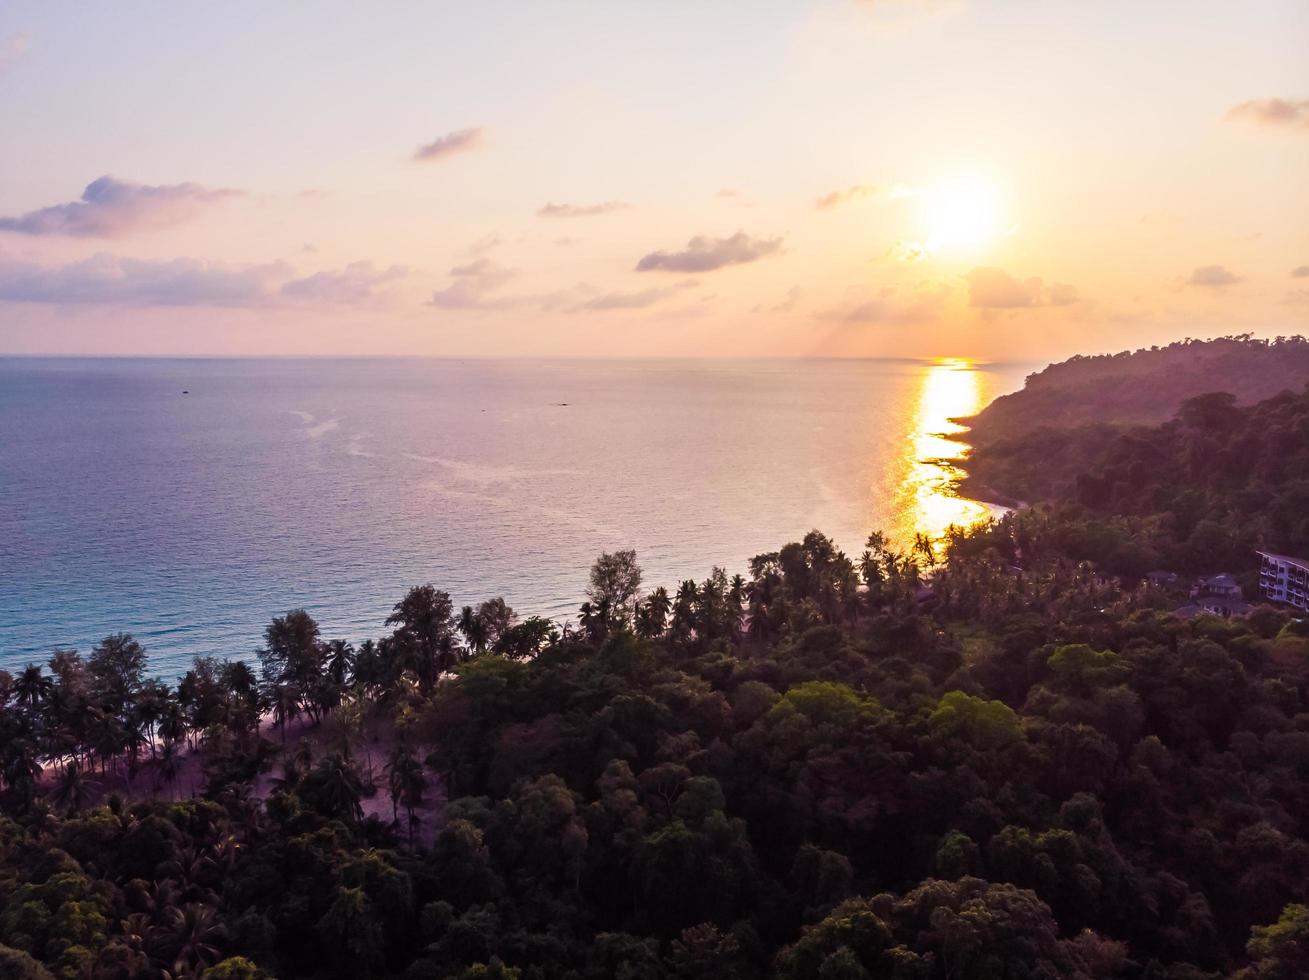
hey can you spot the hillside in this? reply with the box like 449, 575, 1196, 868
962, 335, 1309, 447
958, 384, 1309, 574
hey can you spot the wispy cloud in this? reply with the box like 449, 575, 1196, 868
413, 127, 485, 162
0, 253, 288, 306
966, 267, 1079, 308
821, 284, 947, 323
0, 176, 241, 238
636, 232, 782, 273
1290, 265, 1309, 279
0, 253, 408, 308
429, 259, 520, 309
573, 280, 696, 312
1186, 264, 1242, 288
815, 185, 874, 210
1225, 98, 1309, 130
537, 201, 631, 219
281, 261, 408, 305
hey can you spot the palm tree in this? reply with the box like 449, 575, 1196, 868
269, 683, 302, 744
386, 745, 426, 844
636, 586, 671, 638
155, 741, 180, 800
307, 754, 365, 824
154, 902, 226, 975
457, 605, 490, 654
50, 760, 96, 814
12, 664, 53, 711
326, 639, 356, 686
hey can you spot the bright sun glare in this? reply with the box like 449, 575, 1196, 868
919, 178, 1007, 252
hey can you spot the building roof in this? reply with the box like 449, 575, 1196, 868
1258, 551, 1309, 568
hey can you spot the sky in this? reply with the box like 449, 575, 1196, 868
0, 0, 1306, 360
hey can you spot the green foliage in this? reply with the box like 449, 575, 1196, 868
3, 515, 1309, 979
928, 690, 1023, 750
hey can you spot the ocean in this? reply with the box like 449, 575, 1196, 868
0, 357, 1030, 678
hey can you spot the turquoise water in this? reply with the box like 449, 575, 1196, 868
0, 357, 1028, 678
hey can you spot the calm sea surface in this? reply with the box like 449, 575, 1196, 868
1, 357, 1030, 678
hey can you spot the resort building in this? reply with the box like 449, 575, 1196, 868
1190, 573, 1242, 599
1173, 571, 1249, 618
1257, 551, 1309, 611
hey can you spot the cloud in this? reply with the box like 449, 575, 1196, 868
1225, 98, 1309, 130
536, 201, 631, 219
815, 185, 874, 210
1186, 264, 1242, 288
429, 259, 521, 309
0, 31, 29, 78
0, 253, 410, 308
572, 279, 697, 312
281, 261, 408, 305
465, 233, 501, 255
821, 284, 947, 323
574, 287, 677, 311
0, 176, 240, 238
0, 253, 288, 306
1291, 265, 1309, 279
966, 267, 1079, 308
636, 232, 782, 273
413, 127, 485, 162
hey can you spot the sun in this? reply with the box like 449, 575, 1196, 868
919, 177, 1007, 253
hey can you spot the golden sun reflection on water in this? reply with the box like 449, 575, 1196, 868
891, 357, 1002, 548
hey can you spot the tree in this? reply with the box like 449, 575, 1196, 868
49, 761, 95, 814
156, 902, 226, 975
317, 886, 384, 979
301, 753, 365, 824
387, 585, 458, 690
12, 664, 53, 711
458, 605, 491, 655
387, 744, 426, 844
587, 549, 643, 627
88, 633, 147, 718
0, 945, 54, 980
258, 610, 325, 722
1240, 903, 1309, 979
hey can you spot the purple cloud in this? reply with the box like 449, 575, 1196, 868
0, 253, 287, 306
1186, 265, 1242, 288
1225, 98, 1309, 130
537, 201, 631, 218
429, 259, 520, 309
967, 267, 1079, 308
281, 261, 408, 304
0, 253, 413, 308
413, 128, 485, 162
815, 185, 873, 210
0, 176, 241, 238
636, 232, 782, 273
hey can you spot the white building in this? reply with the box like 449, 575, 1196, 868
1257, 551, 1309, 611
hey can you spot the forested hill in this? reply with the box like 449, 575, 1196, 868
963, 336, 1309, 446
958, 386, 1309, 573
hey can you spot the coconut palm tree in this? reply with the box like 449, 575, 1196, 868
457, 605, 490, 655
386, 745, 426, 844
12, 664, 52, 711
269, 683, 302, 745
153, 902, 226, 975
50, 760, 96, 814
306, 754, 365, 824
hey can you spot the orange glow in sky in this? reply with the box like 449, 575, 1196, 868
0, 2, 1305, 358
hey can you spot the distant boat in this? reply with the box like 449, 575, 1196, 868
182, 390, 189, 394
